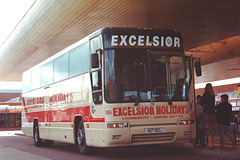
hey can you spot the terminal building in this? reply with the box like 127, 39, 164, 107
0, 89, 21, 129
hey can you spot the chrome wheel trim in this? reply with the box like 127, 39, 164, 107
77, 127, 84, 146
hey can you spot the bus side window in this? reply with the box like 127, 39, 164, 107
91, 70, 102, 104
22, 71, 31, 93
90, 36, 102, 70
90, 36, 102, 104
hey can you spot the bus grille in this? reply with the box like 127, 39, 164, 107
131, 132, 175, 143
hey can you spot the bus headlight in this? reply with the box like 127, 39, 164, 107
107, 122, 128, 128
178, 120, 194, 125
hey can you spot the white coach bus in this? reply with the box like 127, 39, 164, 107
22, 27, 201, 154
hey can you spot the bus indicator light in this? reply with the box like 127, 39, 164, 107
107, 123, 128, 128
86, 124, 89, 128
184, 131, 191, 136
178, 120, 194, 125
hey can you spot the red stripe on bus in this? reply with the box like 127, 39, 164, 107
22, 97, 28, 113
22, 97, 26, 106
24, 106, 105, 123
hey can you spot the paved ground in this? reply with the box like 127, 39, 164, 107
0, 130, 239, 160
176, 141, 240, 159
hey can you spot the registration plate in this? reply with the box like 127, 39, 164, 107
145, 128, 165, 134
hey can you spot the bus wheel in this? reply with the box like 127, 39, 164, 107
76, 120, 90, 154
34, 123, 42, 147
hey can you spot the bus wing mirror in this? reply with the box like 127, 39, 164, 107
195, 61, 202, 76
91, 53, 99, 68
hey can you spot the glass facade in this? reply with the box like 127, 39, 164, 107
0, 106, 21, 129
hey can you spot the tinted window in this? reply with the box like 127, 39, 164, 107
31, 67, 41, 90
69, 42, 89, 77
22, 71, 31, 93
90, 36, 101, 53
54, 53, 68, 82
104, 49, 187, 103
41, 61, 53, 86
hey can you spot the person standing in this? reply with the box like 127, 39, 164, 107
194, 95, 205, 146
201, 83, 216, 148
216, 94, 235, 147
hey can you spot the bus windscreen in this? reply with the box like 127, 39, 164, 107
104, 49, 188, 103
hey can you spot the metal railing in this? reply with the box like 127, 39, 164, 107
215, 122, 239, 144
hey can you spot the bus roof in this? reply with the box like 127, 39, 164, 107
23, 27, 183, 74
89, 27, 182, 39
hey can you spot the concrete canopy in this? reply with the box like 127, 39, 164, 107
0, 0, 239, 84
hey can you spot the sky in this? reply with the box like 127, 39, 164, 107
0, 0, 35, 90
0, 0, 35, 46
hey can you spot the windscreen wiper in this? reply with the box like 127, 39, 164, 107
134, 91, 140, 106
134, 97, 139, 106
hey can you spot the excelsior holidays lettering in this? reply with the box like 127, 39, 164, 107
112, 106, 189, 116
111, 35, 181, 48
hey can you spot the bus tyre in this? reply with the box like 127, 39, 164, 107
34, 123, 43, 147
76, 120, 90, 154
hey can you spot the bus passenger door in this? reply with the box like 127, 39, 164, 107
185, 56, 202, 139
90, 36, 103, 106
89, 36, 105, 145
